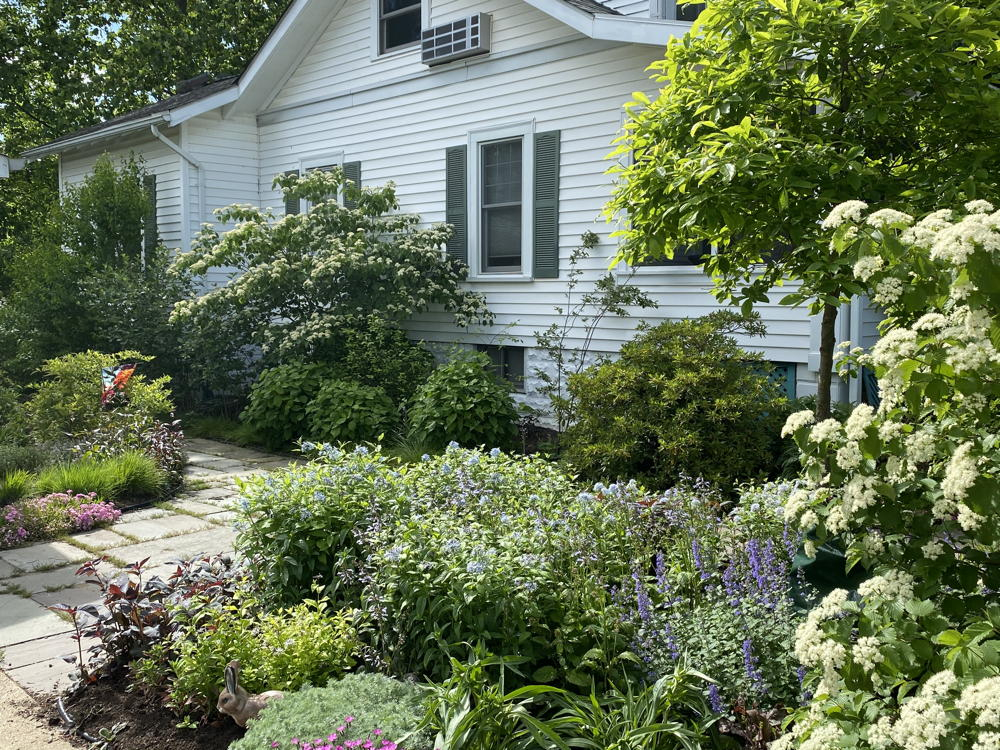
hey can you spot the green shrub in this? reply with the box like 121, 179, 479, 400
0, 443, 56, 475
306, 380, 398, 444
240, 363, 333, 449
337, 320, 435, 405
231, 673, 432, 750
407, 351, 518, 450
26, 350, 174, 443
0, 470, 33, 505
563, 312, 789, 491
237, 445, 653, 687
0, 379, 27, 444
168, 598, 358, 714
32, 450, 166, 501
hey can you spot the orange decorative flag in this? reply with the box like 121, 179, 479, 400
100, 363, 137, 405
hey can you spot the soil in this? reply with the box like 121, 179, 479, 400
54, 670, 245, 750
0, 671, 75, 749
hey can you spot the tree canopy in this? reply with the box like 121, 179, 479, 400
0, 0, 290, 289
608, 0, 1000, 415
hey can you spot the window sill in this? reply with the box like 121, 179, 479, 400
467, 272, 534, 283
371, 43, 420, 63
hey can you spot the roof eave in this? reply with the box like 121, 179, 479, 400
518, 0, 688, 45
20, 113, 171, 161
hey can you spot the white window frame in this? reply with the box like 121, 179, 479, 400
298, 150, 345, 211
466, 121, 535, 282
369, 0, 430, 60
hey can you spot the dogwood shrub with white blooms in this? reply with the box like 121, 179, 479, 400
776, 201, 1000, 749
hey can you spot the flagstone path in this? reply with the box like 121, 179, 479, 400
0, 439, 293, 698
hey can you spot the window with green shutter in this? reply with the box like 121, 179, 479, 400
283, 169, 300, 216
342, 161, 361, 209
142, 174, 157, 254
445, 145, 468, 267
532, 130, 560, 279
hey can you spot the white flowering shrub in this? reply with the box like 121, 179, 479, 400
170, 169, 491, 362
776, 201, 1000, 749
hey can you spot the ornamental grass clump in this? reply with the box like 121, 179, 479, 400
0, 491, 120, 548
773, 201, 1000, 749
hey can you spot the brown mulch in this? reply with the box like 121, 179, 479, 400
53, 670, 244, 750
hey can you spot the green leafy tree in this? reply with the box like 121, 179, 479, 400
608, 0, 1000, 418
0, 0, 290, 291
171, 168, 491, 363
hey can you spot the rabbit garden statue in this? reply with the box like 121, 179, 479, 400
217, 660, 285, 727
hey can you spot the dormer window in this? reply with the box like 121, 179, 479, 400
379, 0, 421, 54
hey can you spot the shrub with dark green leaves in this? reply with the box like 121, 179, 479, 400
230, 673, 432, 750
241, 363, 334, 449
306, 380, 398, 444
563, 312, 789, 491
26, 350, 174, 443
407, 351, 517, 450
337, 320, 435, 406
0, 443, 57, 476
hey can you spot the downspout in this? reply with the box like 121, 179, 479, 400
150, 124, 206, 246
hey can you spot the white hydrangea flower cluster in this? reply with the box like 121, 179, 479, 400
835, 441, 863, 470
843, 473, 878, 514
809, 418, 843, 444
873, 276, 904, 306
845, 404, 875, 440
921, 539, 945, 560
870, 328, 918, 370
958, 676, 1000, 727
889, 694, 950, 750
854, 255, 885, 282
857, 570, 916, 602
866, 208, 914, 229
905, 430, 936, 464
930, 210, 1000, 265
822, 200, 869, 228
942, 442, 978, 502
852, 635, 883, 672
794, 589, 849, 695
965, 199, 996, 214
867, 715, 895, 749
958, 502, 986, 532
783, 409, 816, 438
913, 312, 947, 331
973, 733, 1000, 750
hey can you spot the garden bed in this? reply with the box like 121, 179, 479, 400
58, 670, 244, 750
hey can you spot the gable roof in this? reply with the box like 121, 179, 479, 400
22, 0, 686, 159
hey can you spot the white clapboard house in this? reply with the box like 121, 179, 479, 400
16, 0, 879, 414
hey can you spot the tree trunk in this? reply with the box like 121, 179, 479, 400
816, 302, 838, 421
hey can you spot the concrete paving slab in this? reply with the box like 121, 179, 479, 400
0, 559, 19, 579
0, 595, 73, 647
183, 465, 227, 478
104, 526, 238, 569
111, 514, 212, 541
4, 565, 84, 595
205, 510, 237, 523
31, 585, 103, 610
65, 527, 129, 551
1, 631, 96, 670
168, 498, 226, 516
116, 506, 173, 522
7, 657, 77, 694
179, 486, 232, 501
0, 542, 89, 574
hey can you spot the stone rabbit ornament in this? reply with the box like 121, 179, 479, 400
217, 660, 285, 727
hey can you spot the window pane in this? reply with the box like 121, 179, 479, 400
504, 346, 525, 391
483, 205, 521, 268
382, 0, 419, 12
382, 9, 420, 50
482, 140, 522, 205
639, 240, 711, 266
675, 1, 705, 21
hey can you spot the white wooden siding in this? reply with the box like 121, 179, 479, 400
183, 113, 261, 289
59, 130, 184, 250
268, 0, 579, 111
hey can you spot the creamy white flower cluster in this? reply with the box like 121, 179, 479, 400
865, 671, 957, 750
857, 569, 916, 603
958, 676, 1000, 728
854, 255, 885, 282
852, 635, 883, 673
783, 409, 816, 438
823, 200, 869, 228
794, 589, 849, 696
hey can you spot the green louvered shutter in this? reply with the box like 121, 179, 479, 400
143, 174, 157, 253
533, 130, 560, 279
342, 161, 361, 210
445, 145, 468, 266
283, 169, 300, 215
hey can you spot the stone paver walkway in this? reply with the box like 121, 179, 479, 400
0, 439, 292, 695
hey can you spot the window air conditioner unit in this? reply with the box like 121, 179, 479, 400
421, 13, 491, 66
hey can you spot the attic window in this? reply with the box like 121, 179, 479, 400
379, 0, 421, 54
